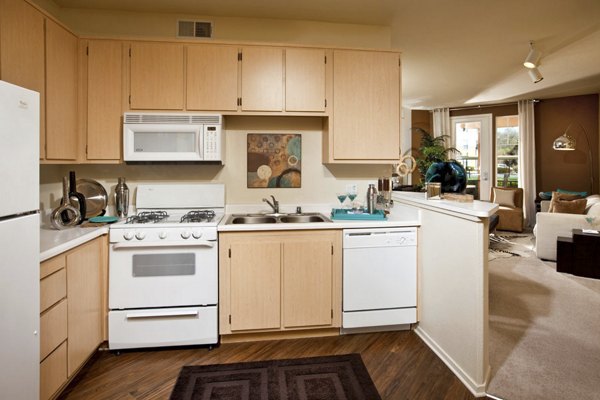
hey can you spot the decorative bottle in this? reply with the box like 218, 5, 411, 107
115, 177, 129, 218
366, 183, 377, 214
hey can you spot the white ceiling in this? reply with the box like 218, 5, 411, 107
53, 0, 600, 109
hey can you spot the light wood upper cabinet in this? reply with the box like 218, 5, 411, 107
285, 48, 326, 112
282, 238, 334, 328
186, 44, 238, 111
229, 241, 281, 331
45, 19, 78, 161
129, 42, 184, 110
66, 238, 102, 376
219, 230, 341, 336
84, 40, 123, 161
328, 50, 401, 162
0, 0, 45, 158
240, 47, 283, 111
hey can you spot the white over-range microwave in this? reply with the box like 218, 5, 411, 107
123, 112, 223, 162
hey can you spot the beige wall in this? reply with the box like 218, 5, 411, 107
41, 117, 393, 212
52, 8, 391, 48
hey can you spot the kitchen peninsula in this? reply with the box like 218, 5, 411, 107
392, 191, 498, 397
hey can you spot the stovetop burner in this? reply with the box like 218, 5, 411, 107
180, 210, 216, 223
125, 211, 169, 224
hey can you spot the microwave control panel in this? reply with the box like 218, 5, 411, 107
203, 125, 221, 160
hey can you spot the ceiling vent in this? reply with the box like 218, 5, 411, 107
177, 20, 213, 39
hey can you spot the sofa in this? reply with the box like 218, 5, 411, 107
534, 194, 600, 261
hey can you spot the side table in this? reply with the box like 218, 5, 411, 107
557, 229, 600, 279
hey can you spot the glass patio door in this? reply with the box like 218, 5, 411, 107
451, 114, 493, 200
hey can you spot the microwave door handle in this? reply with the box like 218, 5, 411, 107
112, 240, 215, 250
126, 310, 199, 319
198, 126, 203, 159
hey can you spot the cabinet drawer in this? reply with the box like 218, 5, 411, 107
108, 306, 217, 350
41, 254, 66, 279
40, 268, 66, 312
40, 299, 68, 361
40, 341, 67, 400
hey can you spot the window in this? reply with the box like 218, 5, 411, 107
495, 116, 519, 187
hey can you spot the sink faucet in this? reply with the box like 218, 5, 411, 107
262, 195, 279, 213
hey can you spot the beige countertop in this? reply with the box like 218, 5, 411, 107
40, 224, 109, 262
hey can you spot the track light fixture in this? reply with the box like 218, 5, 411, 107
527, 67, 543, 83
523, 41, 541, 69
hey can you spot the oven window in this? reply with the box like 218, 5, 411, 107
132, 254, 195, 277
134, 131, 195, 153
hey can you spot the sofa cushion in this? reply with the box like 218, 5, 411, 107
585, 194, 600, 212
548, 191, 581, 212
587, 202, 600, 217
552, 198, 586, 214
493, 187, 516, 208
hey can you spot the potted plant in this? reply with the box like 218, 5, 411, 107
411, 127, 460, 189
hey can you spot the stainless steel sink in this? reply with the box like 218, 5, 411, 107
228, 215, 277, 224
226, 212, 330, 225
279, 214, 329, 223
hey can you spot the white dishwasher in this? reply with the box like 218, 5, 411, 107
342, 227, 417, 330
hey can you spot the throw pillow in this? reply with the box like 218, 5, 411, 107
557, 188, 588, 197
493, 188, 516, 208
548, 191, 581, 212
587, 202, 600, 217
585, 194, 600, 213
553, 198, 586, 214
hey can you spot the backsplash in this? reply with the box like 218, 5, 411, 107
40, 117, 395, 214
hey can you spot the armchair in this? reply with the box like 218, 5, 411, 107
490, 187, 524, 232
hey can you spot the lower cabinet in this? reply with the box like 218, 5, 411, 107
219, 230, 342, 337
39, 236, 105, 400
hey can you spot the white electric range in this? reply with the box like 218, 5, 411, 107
108, 184, 224, 350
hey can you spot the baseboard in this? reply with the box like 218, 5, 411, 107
414, 326, 488, 398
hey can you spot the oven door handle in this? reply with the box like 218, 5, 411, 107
126, 310, 199, 319
112, 240, 215, 250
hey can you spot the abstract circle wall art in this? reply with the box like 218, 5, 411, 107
247, 133, 302, 188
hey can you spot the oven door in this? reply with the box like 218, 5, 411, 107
109, 240, 217, 309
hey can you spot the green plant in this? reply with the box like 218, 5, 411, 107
411, 127, 460, 187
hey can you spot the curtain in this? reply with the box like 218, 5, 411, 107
518, 100, 537, 227
432, 107, 453, 148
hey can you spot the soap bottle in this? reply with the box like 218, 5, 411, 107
366, 183, 377, 214
115, 177, 129, 218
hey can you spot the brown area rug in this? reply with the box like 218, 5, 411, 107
169, 354, 381, 400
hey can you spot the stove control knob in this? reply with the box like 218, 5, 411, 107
123, 231, 134, 241
192, 231, 203, 239
159, 232, 168, 240
135, 232, 146, 240
181, 231, 191, 239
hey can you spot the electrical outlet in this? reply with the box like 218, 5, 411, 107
346, 184, 358, 194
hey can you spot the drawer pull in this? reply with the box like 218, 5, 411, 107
126, 310, 199, 319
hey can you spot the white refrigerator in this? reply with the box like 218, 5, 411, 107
0, 80, 40, 399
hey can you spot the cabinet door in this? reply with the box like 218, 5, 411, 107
285, 48, 326, 112
66, 238, 102, 376
86, 40, 122, 160
186, 44, 238, 111
282, 237, 333, 328
0, 0, 45, 158
129, 42, 184, 110
241, 47, 283, 111
229, 241, 281, 331
45, 19, 78, 161
332, 50, 400, 161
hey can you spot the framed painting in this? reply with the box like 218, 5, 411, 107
247, 134, 301, 188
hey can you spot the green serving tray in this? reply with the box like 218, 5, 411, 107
331, 208, 386, 220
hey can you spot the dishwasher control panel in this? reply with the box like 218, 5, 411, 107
343, 227, 417, 248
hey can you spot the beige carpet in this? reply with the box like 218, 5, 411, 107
487, 233, 600, 400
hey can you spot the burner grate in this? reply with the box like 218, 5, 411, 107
126, 211, 169, 224
180, 210, 216, 223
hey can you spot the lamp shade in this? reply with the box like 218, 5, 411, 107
552, 134, 576, 150
527, 67, 543, 83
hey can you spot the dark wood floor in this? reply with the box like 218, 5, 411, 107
58, 331, 478, 400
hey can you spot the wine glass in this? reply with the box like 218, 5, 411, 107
347, 190, 357, 210
336, 193, 348, 209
